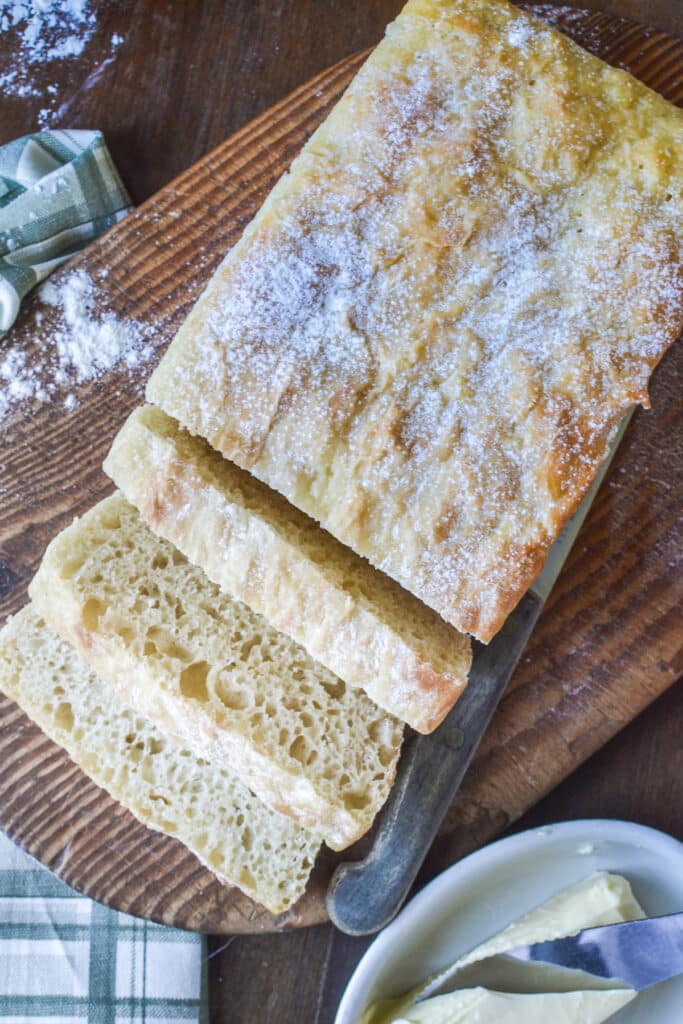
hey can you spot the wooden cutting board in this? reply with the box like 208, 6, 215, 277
0, 4, 681, 934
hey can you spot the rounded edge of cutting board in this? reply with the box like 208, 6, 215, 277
0, 5, 681, 934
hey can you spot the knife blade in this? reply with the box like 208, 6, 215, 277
501, 912, 683, 990
327, 411, 634, 936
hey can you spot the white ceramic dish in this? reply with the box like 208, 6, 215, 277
335, 819, 683, 1024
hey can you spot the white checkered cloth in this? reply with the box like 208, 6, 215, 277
0, 830, 208, 1024
0, 130, 132, 335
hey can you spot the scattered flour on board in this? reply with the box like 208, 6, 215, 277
0, 1, 124, 126
0, 269, 154, 421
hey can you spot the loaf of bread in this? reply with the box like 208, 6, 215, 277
0, 604, 320, 914
104, 406, 471, 733
29, 493, 403, 850
146, 0, 683, 643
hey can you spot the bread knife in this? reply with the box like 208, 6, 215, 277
327, 410, 634, 936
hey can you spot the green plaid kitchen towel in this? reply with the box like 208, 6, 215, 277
0, 829, 208, 1024
0, 130, 131, 335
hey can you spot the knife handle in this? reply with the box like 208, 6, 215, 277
326, 590, 543, 936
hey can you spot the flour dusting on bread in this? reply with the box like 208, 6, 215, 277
148, 0, 683, 641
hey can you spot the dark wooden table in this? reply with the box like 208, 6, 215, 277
1, 2, 681, 1021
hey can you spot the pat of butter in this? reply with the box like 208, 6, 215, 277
453, 871, 644, 969
389, 987, 634, 1019
390, 987, 634, 1023
363, 872, 644, 1024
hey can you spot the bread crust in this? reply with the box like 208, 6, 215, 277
105, 407, 471, 733
147, 0, 683, 642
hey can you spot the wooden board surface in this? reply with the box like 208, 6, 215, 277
0, 4, 681, 934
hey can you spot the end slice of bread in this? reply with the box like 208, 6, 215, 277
104, 406, 471, 733
29, 493, 403, 850
0, 605, 320, 915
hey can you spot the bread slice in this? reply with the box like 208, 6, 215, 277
0, 604, 320, 914
146, 0, 683, 643
28, 493, 403, 850
104, 406, 471, 734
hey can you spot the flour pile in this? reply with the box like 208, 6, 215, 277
0, 270, 154, 421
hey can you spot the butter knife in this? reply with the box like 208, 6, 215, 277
499, 912, 683, 990
327, 411, 634, 935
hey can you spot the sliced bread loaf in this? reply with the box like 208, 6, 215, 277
29, 493, 403, 850
104, 406, 471, 733
0, 604, 320, 914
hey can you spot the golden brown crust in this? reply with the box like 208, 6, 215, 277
147, 0, 683, 642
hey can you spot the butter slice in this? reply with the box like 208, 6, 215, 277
391, 987, 634, 1024
364, 872, 643, 1024
454, 871, 644, 970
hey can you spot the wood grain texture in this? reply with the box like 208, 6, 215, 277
0, 4, 681, 936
